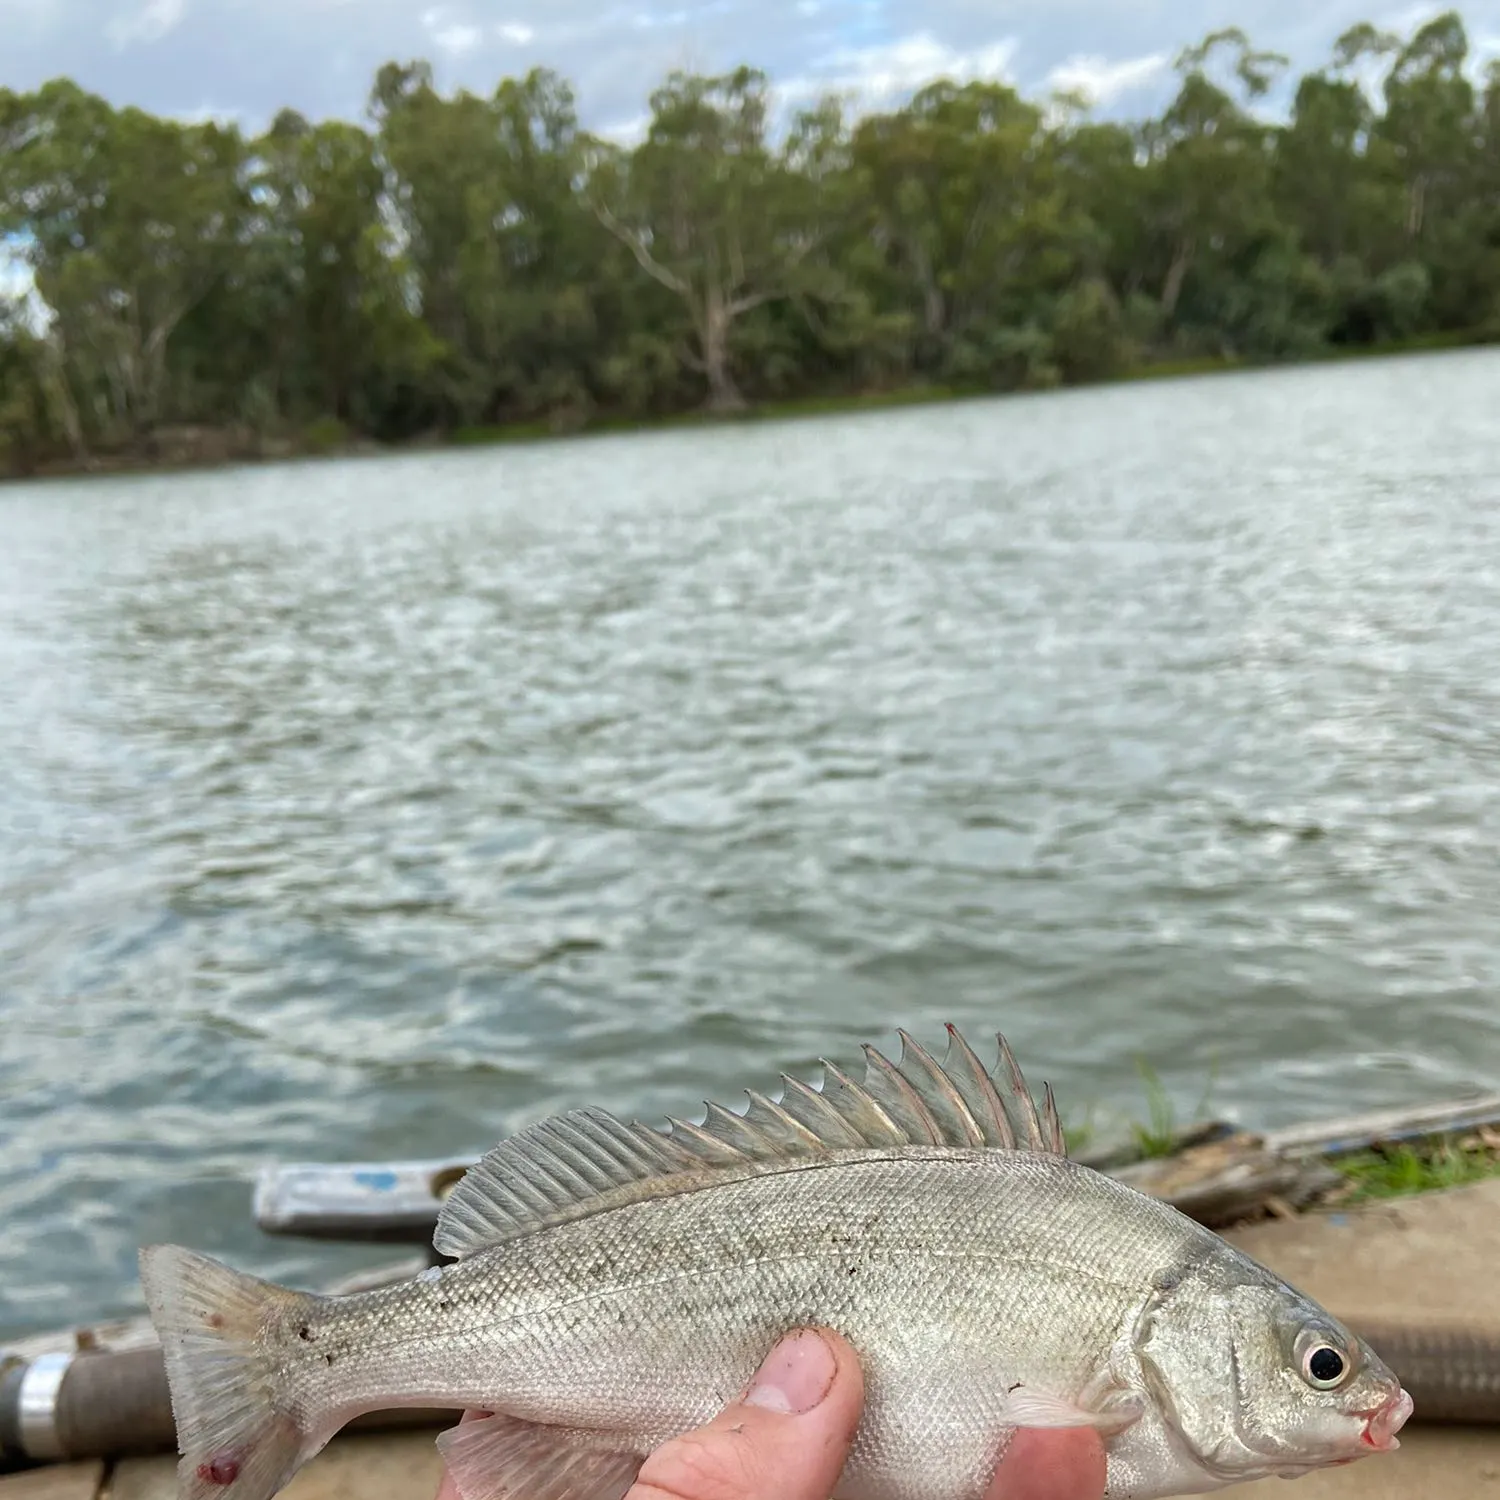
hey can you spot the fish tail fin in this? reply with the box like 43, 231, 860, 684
139, 1244, 314, 1500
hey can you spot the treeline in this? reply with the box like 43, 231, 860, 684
1, 12, 1498, 475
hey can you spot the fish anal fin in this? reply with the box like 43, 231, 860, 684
436, 1412, 640, 1500
433, 1028, 1069, 1260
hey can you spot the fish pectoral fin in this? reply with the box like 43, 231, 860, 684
1001, 1388, 1146, 1436
435, 1412, 642, 1500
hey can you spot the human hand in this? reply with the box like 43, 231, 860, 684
434, 1327, 1107, 1500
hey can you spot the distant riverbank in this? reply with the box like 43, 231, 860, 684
4, 328, 1490, 487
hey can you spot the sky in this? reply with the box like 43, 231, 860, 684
3, 0, 1500, 141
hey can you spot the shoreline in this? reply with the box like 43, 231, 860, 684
4, 330, 1491, 489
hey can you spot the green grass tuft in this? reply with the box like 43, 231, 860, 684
1130, 1059, 1180, 1159
1333, 1138, 1500, 1204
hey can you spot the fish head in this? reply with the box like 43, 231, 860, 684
1137, 1264, 1412, 1483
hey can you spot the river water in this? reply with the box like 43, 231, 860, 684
2, 351, 1498, 1337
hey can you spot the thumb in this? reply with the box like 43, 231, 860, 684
985, 1427, 1108, 1500
627, 1328, 865, 1500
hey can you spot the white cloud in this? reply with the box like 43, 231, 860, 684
421, 7, 482, 56
436, 23, 482, 53
106, 0, 185, 48
1374, 2, 1444, 35
0, 240, 50, 334
1046, 51, 1169, 106
781, 31, 1019, 109
596, 111, 649, 145
11, 0, 1500, 146
0, 257, 31, 300
166, 103, 245, 127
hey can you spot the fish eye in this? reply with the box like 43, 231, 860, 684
1303, 1344, 1348, 1389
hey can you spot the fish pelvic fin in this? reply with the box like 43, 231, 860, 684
436, 1412, 641, 1500
1001, 1387, 1146, 1436
436, 1027, 1067, 1259
138, 1245, 313, 1500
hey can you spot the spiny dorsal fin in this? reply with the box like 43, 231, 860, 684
433, 1027, 1066, 1260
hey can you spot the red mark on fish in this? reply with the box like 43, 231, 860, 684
196, 1453, 241, 1485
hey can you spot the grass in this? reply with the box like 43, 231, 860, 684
1330, 1135, 1500, 1205
1131, 1060, 1181, 1159
1041, 1061, 1500, 1214
1127, 1056, 1221, 1159
1062, 1113, 1097, 1158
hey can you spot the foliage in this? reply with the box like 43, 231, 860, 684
1131, 1061, 1182, 1160
1334, 1136, 1500, 1202
2, 8, 1498, 474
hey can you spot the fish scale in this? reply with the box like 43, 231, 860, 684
138, 1028, 1412, 1500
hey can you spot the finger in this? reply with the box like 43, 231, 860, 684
984, 1427, 1108, 1500
628, 1328, 865, 1500
434, 1410, 491, 1500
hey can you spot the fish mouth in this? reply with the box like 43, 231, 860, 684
1359, 1388, 1414, 1452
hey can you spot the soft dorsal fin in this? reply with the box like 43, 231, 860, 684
433, 1026, 1066, 1260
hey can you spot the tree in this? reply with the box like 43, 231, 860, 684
850, 81, 1067, 380
0, 82, 247, 447
3, 10, 1500, 477
586, 68, 827, 411
1137, 30, 1287, 333
1378, 12, 1475, 241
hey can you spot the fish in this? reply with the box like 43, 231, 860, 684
138, 1027, 1413, 1500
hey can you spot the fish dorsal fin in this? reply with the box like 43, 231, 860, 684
433, 1026, 1066, 1259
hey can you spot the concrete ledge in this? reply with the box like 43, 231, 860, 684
1223, 1176, 1500, 1328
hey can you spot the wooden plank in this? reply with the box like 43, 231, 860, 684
107, 1456, 174, 1500
1112, 1132, 1342, 1227
0, 1462, 103, 1500
1262, 1094, 1500, 1159
96, 1416, 1500, 1500
113, 1433, 446, 1500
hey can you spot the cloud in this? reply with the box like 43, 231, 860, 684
5, 0, 1500, 140
781, 31, 1020, 109
596, 111, 649, 144
0, 237, 50, 333
106, 0, 185, 48
422, 8, 484, 56
1374, 1, 1445, 34
0, 249, 31, 299
1046, 52, 1169, 106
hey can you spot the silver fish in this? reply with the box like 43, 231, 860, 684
139, 1027, 1412, 1500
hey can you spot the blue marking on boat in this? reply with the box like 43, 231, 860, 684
353, 1170, 400, 1191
